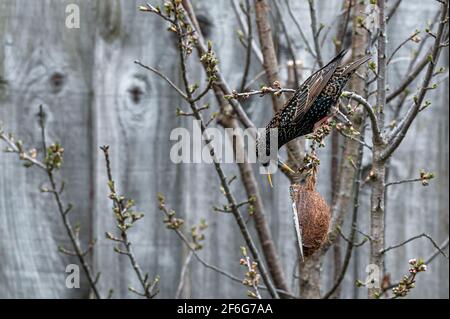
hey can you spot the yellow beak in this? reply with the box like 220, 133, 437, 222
281, 162, 295, 174
265, 160, 295, 188
267, 172, 273, 188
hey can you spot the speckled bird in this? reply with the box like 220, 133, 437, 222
257, 50, 370, 165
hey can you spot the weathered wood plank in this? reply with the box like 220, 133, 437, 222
0, 0, 97, 298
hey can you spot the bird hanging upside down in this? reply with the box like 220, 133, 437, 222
256, 49, 370, 185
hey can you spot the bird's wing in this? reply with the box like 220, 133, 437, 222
291, 63, 338, 123
289, 49, 349, 124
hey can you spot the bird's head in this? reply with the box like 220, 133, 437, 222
256, 129, 295, 187
255, 128, 277, 166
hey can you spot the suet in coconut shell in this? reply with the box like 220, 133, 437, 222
290, 175, 331, 259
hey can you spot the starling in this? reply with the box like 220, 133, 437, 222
257, 50, 370, 176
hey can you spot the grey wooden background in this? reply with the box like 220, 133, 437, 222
0, 0, 448, 298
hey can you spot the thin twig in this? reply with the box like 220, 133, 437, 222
273, 0, 300, 85
386, 48, 432, 103
175, 251, 193, 299
283, 0, 316, 59
381, 237, 449, 294
333, 0, 352, 52
0, 133, 46, 170
386, 0, 402, 24
380, 233, 449, 258
2, 106, 104, 299
160, 4, 281, 298
385, 178, 422, 188
231, 0, 264, 65
159, 202, 297, 299
382, 0, 448, 161
387, 30, 421, 66
238, 0, 254, 92
337, 129, 372, 150
425, 238, 449, 264
336, 228, 370, 248
341, 91, 382, 143
228, 87, 295, 99
101, 145, 158, 299
134, 60, 188, 100
307, 0, 324, 67
322, 116, 365, 299
38, 109, 102, 299
192, 80, 213, 103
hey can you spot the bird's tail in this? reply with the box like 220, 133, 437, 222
327, 48, 348, 66
342, 55, 371, 75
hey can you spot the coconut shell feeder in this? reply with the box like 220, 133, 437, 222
290, 155, 331, 260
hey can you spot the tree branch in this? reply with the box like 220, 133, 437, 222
231, 0, 264, 65
158, 200, 297, 299
101, 145, 158, 299
0, 107, 102, 299
322, 121, 365, 299
134, 60, 188, 100
382, 0, 448, 161
147, 3, 282, 297
380, 233, 449, 258
307, 0, 324, 67
341, 90, 382, 143
283, 0, 316, 60
386, 30, 421, 66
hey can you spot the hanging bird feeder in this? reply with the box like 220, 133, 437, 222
290, 156, 331, 260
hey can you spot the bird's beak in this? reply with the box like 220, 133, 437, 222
265, 160, 295, 188
267, 171, 273, 188
278, 159, 295, 174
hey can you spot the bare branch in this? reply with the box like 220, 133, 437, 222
192, 80, 213, 103
307, 0, 324, 67
382, 0, 448, 161
333, 0, 352, 52
231, 0, 264, 65
380, 233, 448, 258
175, 251, 193, 299
386, 48, 432, 103
238, 0, 254, 92
336, 128, 372, 150
227, 86, 295, 99
381, 238, 449, 295
159, 200, 297, 299
341, 91, 382, 143
322, 116, 365, 299
385, 169, 434, 188
134, 60, 188, 100
152, 3, 282, 297
0, 106, 103, 298
273, 0, 300, 85
101, 145, 158, 299
387, 30, 421, 66
426, 238, 449, 264
283, 0, 317, 60
386, 0, 402, 24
